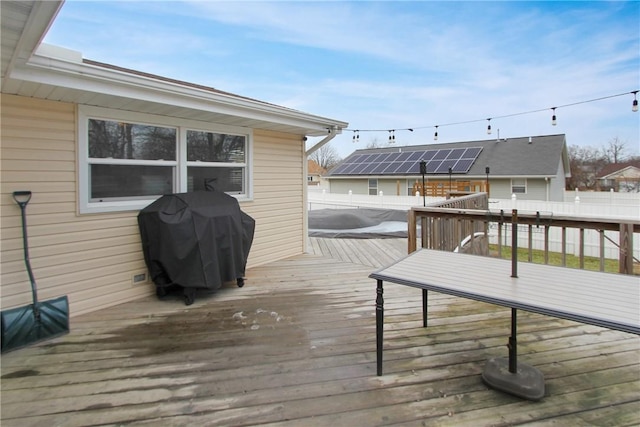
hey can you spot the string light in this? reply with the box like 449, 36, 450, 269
343, 89, 638, 141
352, 130, 360, 143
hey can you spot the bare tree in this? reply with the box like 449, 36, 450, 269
309, 143, 342, 170
365, 136, 395, 149
603, 137, 628, 164
566, 144, 607, 190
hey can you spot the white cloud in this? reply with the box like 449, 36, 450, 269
44, 0, 639, 158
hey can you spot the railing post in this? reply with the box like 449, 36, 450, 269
619, 223, 634, 275
408, 209, 417, 253
511, 209, 518, 278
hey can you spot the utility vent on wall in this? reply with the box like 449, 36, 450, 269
132, 273, 147, 284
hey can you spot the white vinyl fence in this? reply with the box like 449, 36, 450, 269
307, 188, 640, 260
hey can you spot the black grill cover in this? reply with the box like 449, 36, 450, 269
138, 191, 255, 298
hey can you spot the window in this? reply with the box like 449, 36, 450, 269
368, 178, 378, 196
79, 106, 251, 213
186, 130, 246, 193
511, 178, 527, 194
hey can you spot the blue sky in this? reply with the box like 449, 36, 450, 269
45, 1, 639, 158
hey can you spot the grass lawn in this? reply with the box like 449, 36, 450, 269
489, 244, 624, 274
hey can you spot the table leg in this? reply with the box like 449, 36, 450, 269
376, 279, 384, 376
508, 308, 518, 373
482, 307, 545, 400
422, 289, 428, 327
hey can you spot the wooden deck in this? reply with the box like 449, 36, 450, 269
1, 237, 639, 426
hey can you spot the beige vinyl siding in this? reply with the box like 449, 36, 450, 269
1, 95, 151, 316
243, 129, 305, 266
1, 95, 308, 317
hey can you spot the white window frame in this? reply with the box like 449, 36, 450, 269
511, 178, 527, 194
368, 178, 378, 196
78, 105, 253, 214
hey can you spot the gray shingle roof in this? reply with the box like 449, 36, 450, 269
326, 134, 567, 178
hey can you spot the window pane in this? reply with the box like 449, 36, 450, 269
88, 119, 176, 160
90, 164, 173, 200
187, 131, 246, 163
188, 166, 245, 193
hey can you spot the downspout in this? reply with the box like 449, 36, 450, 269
545, 177, 550, 201
303, 127, 341, 253
305, 127, 340, 157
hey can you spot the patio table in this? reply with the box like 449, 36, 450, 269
370, 248, 640, 400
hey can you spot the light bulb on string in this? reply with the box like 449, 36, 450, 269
486, 119, 492, 135
434, 126, 439, 141
551, 107, 557, 126
633, 91, 639, 112
388, 130, 396, 143
352, 130, 359, 143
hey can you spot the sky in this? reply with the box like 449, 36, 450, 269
44, 1, 640, 159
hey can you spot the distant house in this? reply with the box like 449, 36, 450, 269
596, 161, 640, 192
307, 160, 326, 186
325, 135, 570, 201
1, 1, 347, 316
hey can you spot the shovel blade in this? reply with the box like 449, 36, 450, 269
1, 296, 69, 353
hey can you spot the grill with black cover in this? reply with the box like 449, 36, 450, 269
138, 190, 255, 305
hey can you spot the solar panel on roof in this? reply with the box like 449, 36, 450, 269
447, 148, 466, 159
433, 149, 451, 160
330, 146, 482, 176
407, 151, 424, 161
385, 162, 405, 174
393, 160, 413, 174
345, 155, 363, 164
452, 158, 474, 173
341, 163, 361, 174
407, 161, 422, 174
352, 163, 369, 174
330, 164, 349, 174
359, 163, 378, 174
397, 151, 413, 161
387, 152, 404, 162
462, 147, 482, 158
421, 150, 437, 161
435, 159, 457, 173
372, 162, 392, 174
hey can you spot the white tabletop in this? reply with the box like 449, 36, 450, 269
370, 249, 640, 335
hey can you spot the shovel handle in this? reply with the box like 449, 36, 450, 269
13, 191, 32, 208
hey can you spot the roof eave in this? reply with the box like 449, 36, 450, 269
8, 48, 346, 136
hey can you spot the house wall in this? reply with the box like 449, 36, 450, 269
1, 94, 305, 316
378, 179, 411, 196
329, 179, 368, 194
329, 176, 566, 201
489, 178, 559, 201
548, 158, 566, 201
488, 179, 510, 199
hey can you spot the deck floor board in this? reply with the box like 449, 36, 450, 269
0, 237, 638, 426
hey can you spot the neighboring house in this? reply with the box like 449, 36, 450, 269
1, 1, 347, 316
307, 160, 326, 186
325, 134, 570, 201
596, 161, 640, 192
